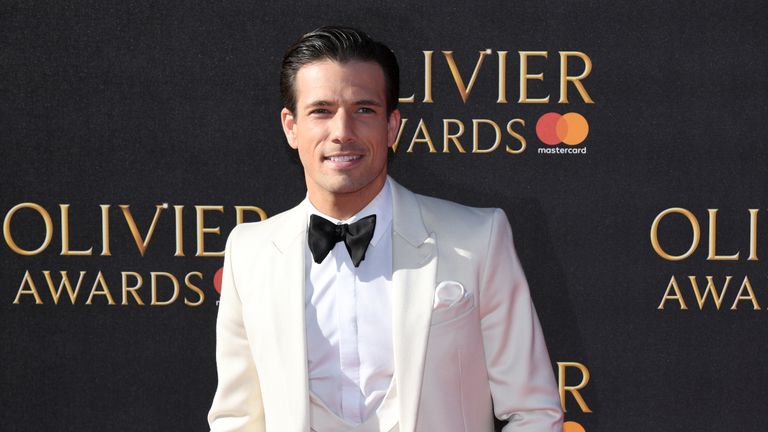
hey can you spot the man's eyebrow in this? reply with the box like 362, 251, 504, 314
354, 99, 382, 106
303, 99, 382, 109
305, 100, 333, 108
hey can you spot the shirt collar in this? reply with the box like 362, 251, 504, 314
305, 178, 392, 247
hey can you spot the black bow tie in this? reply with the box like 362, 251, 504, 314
308, 214, 376, 267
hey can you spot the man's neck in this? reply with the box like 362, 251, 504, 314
307, 177, 387, 220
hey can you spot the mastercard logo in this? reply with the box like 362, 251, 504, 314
536, 112, 589, 146
563, 421, 586, 432
214, 267, 224, 294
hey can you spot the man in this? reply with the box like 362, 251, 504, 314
208, 26, 563, 432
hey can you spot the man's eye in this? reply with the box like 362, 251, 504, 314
357, 107, 375, 113
309, 109, 331, 115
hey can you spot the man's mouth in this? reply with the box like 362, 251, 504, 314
326, 155, 362, 162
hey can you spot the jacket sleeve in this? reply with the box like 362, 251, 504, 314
208, 229, 267, 432
479, 209, 564, 431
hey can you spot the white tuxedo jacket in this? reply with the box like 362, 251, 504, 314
208, 178, 563, 432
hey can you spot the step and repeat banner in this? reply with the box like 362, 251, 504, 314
2, 1, 766, 431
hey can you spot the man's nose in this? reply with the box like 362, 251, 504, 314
330, 110, 354, 143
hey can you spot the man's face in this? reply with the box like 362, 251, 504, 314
281, 60, 401, 215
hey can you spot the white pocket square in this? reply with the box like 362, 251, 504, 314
433, 281, 467, 310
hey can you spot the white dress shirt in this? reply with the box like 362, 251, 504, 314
304, 179, 394, 425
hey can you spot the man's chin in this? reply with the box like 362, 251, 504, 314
312, 176, 385, 198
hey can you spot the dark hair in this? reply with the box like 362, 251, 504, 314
280, 26, 400, 115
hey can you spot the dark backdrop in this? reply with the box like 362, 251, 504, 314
2, 1, 767, 431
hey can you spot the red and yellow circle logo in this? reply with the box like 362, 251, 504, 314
214, 267, 224, 294
562, 421, 586, 432
536, 112, 589, 146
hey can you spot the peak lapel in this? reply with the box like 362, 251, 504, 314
389, 179, 437, 432
268, 203, 311, 430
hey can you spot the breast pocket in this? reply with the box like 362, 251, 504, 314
430, 291, 476, 327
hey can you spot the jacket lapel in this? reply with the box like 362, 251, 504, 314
389, 179, 437, 432
269, 202, 311, 431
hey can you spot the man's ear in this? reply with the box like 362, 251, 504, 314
281, 108, 298, 149
386, 108, 402, 148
